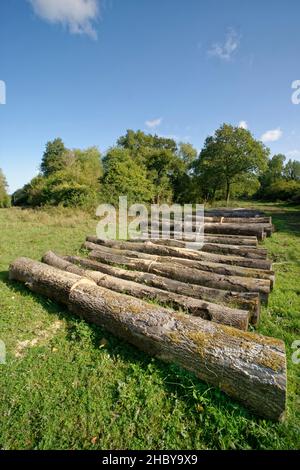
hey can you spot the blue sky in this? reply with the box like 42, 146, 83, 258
1, 0, 300, 192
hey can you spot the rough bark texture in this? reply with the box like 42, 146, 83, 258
9, 257, 286, 421
87, 247, 271, 301
84, 241, 275, 287
204, 223, 273, 239
144, 232, 259, 246
65, 255, 261, 324
127, 238, 267, 259
86, 237, 271, 271
202, 217, 272, 224
43, 251, 250, 330
204, 209, 265, 218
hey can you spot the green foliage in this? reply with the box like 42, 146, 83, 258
258, 155, 300, 201
100, 147, 154, 205
262, 180, 300, 203
117, 130, 197, 204
40, 138, 69, 177
13, 142, 102, 209
0, 168, 10, 208
284, 159, 300, 181
193, 124, 269, 204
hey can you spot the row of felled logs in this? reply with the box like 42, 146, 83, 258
9, 256, 287, 421
83, 240, 273, 302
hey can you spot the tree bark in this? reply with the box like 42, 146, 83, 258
145, 231, 259, 246
142, 238, 268, 259
86, 247, 271, 302
84, 241, 275, 287
150, 221, 271, 240
64, 255, 261, 324
86, 236, 271, 270
203, 216, 272, 224
9, 257, 286, 421
204, 209, 265, 217
43, 251, 250, 330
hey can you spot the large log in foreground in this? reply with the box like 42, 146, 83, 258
87, 247, 271, 302
65, 255, 261, 324
9, 257, 286, 421
84, 241, 275, 288
86, 237, 272, 271
43, 251, 250, 330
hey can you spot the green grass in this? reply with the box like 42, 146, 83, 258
0, 204, 299, 450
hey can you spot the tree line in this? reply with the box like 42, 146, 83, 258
1, 123, 299, 209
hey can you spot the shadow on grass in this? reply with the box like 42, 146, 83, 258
1, 269, 256, 434
261, 206, 300, 237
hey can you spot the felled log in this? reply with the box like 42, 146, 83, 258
201, 243, 268, 260
43, 251, 250, 330
133, 238, 267, 259
185, 215, 272, 224
204, 209, 265, 218
9, 257, 286, 421
150, 221, 270, 240
144, 231, 259, 246
87, 247, 271, 302
84, 241, 275, 287
87, 237, 271, 270
65, 255, 261, 324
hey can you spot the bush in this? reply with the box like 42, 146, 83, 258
263, 180, 300, 201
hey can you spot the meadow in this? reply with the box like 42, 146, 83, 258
0, 203, 299, 450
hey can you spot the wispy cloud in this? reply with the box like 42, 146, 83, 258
29, 0, 100, 39
238, 120, 248, 130
145, 117, 162, 129
286, 149, 300, 159
208, 28, 240, 61
261, 128, 283, 143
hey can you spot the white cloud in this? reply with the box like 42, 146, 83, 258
261, 128, 283, 143
145, 117, 162, 129
238, 120, 248, 130
208, 28, 240, 61
29, 0, 99, 39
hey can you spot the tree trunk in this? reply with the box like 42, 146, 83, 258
9, 257, 286, 421
204, 223, 269, 240
84, 241, 275, 287
203, 216, 272, 224
86, 247, 271, 302
150, 221, 271, 240
201, 243, 268, 259
86, 237, 271, 270
64, 255, 261, 324
226, 182, 231, 206
43, 251, 250, 330
145, 231, 259, 246
204, 209, 264, 217
126, 238, 266, 258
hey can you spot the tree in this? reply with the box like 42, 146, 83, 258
40, 138, 69, 176
172, 143, 198, 203
194, 124, 269, 204
284, 159, 300, 181
0, 168, 10, 207
13, 143, 102, 208
117, 130, 189, 203
100, 147, 154, 205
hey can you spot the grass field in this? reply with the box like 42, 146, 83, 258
0, 204, 299, 450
